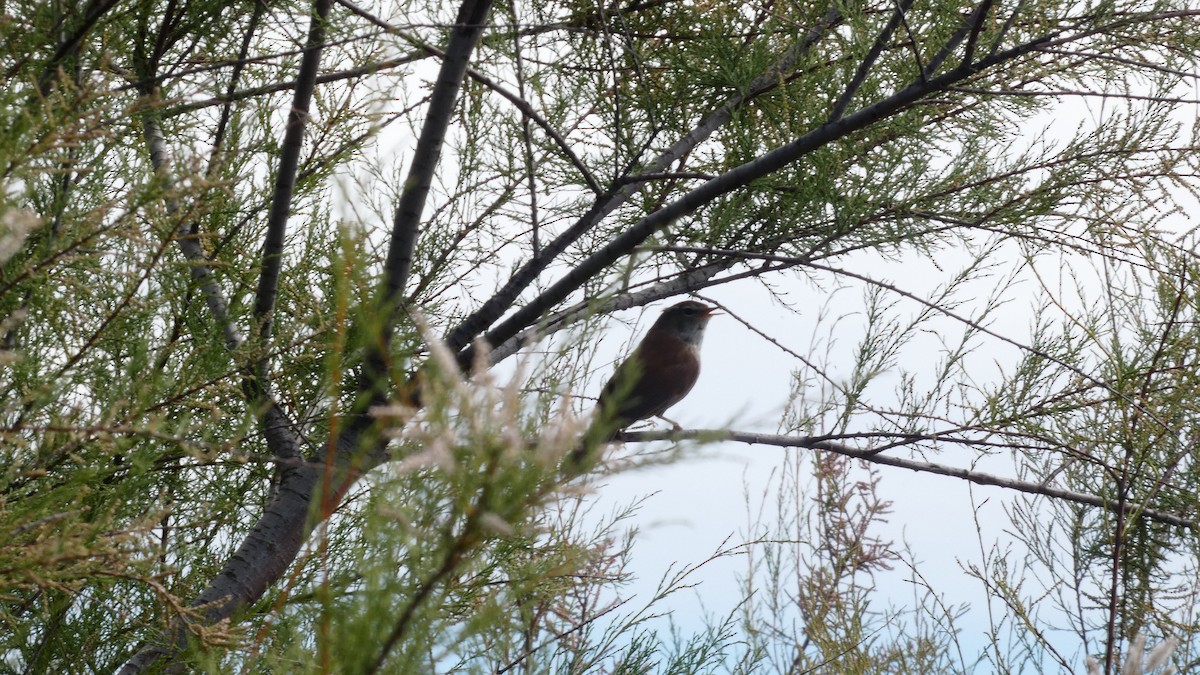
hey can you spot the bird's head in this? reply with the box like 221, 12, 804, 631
652, 300, 718, 346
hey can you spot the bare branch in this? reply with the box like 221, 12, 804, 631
441, 5, 844, 360
373, 0, 496, 346
252, 0, 332, 388
829, 0, 917, 122
962, 0, 995, 68
508, 0, 542, 255
333, 0, 605, 195
650, 244, 1183, 446
619, 428, 1195, 529
336, 0, 498, 466
159, 50, 429, 116
924, 0, 1001, 78
460, 43, 1058, 369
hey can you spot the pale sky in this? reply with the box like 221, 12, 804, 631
577, 242, 1099, 669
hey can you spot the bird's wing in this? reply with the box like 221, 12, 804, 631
598, 344, 699, 426
613, 360, 697, 422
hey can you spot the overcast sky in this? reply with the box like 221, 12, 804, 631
576, 238, 1099, 668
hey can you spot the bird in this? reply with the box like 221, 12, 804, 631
570, 300, 718, 466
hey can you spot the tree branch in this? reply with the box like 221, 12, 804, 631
358, 0, 496, 415
619, 428, 1196, 529
828, 0, 916, 122
461, 41, 1059, 368
29, 0, 122, 92
118, 422, 320, 674
252, 0, 332, 388
127, 9, 506, 667
441, 5, 844, 361
648, 244, 1182, 444
486, 260, 735, 365
129, 119, 318, 673
962, 0, 995, 68
158, 50, 429, 117
332, 0, 605, 196
124, 9, 329, 669
141, 115, 247, 355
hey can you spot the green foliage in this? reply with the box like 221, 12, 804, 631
3, 0, 1200, 671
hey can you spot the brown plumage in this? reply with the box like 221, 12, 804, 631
571, 300, 717, 465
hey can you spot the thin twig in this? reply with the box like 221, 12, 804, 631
618, 428, 1194, 528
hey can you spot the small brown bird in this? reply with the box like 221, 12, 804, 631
571, 300, 718, 465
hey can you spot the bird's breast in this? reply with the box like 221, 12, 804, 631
637, 331, 700, 370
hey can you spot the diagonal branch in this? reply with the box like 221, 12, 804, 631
142, 116, 247, 355
442, 5, 845, 362
377, 0, 495, 322
131, 109, 317, 675
620, 428, 1195, 529
359, 0, 496, 413
828, 0, 917, 122
333, 0, 604, 196
117, 425, 319, 674
962, 0, 996, 68
159, 50, 429, 117
924, 0, 999, 79
507, 0, 542, 255
459, 36, 1059, 369
28, 0, 122, 92
252, 0, 332, 389
651, 244, 1182, 444
206, 0, 267, 176
486, 260, 736, 365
